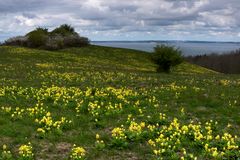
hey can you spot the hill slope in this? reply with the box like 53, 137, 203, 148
0, 46, 239, 159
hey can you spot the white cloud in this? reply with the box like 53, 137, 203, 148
0, 0, 240, 41
199, 9, 237, 27
14, 15, 44, 27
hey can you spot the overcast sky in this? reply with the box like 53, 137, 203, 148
0, 0, 240, 41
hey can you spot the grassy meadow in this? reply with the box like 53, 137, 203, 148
0, 45, 239, 159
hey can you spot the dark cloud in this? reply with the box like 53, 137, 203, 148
0, 0, 52, 13
22, 13, 38, 19
0, 0, 240, 41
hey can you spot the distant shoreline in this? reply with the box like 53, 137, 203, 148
1, 39, 240, 44
92, 41, 240, 55
92, 40, 240, 44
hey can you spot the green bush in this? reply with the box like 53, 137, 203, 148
26, 28, 48, 48
63, 35, 90, 47
152, 45, 183, 73
51, 24, 75, 36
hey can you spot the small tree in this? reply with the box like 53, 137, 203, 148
152, 44, 183, 73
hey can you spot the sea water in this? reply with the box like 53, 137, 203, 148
93, 41, 240, 56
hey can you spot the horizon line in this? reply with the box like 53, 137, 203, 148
1, 39, 240, 44
91, 40, 240, 43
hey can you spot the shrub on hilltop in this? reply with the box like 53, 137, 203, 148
45, 35, 65, 50
51, 24, 75, 36
45, 25, 90, 50
26, 27, 48, 48
152, 45, 183, 73
3, 36, 28, 46
3, 24, 90, 50
63, 35, 90, 47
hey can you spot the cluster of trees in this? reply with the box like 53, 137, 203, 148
2, 24, 90, 50
152, 45, 240, 74
186, 49, 240, 74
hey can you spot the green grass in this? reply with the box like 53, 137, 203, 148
0, 45, 239, 159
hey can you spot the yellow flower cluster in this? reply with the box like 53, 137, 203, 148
35, 112, 71, 133
95, 134, 105, 149
71, 87, 138, 121
109, 112, 239, 159
1, 104, 47, 121
1, 144, 12, 159
148, 118, 239, 159
10, 107, 25, 119
69, 145, 86, 160
128, 121, 145, 134
203, 132, 239, 158
76, 100, 83, 115
2, 143, 89, 160
169, 82, 187, 91
111, 127, 126, 140
18, 142, 34, 159
26, 103, 46, 117
159, 113, 166, 121
219, 79, 230, 86
1, 106, 12, 113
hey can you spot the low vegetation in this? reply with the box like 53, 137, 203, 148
2, 24, 90, 50
0, 45, 239, 159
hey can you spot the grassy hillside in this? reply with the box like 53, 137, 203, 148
0, 46, 239, 160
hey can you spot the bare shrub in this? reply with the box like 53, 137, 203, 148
4, 36, 28, 46
185, 49, 240, 74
